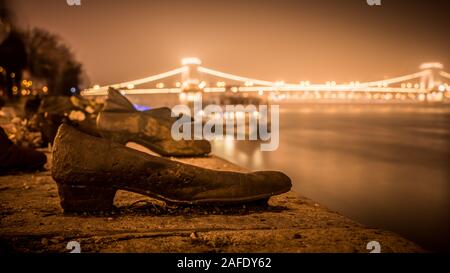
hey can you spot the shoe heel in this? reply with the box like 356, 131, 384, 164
57, 184, 117, 213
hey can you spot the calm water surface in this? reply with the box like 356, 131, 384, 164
211, 103, 450, 252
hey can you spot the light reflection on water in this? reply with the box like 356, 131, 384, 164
211, 103, 450, 252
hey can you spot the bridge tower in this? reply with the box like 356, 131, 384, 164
181, 57, 203, 92
179, 57, 204, 107
420, 62, 444, 90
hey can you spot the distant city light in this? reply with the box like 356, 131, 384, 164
198, 81, 207, 89
182, 57, 202, 66
420, 62, 444, 70
275, 81, 285, 87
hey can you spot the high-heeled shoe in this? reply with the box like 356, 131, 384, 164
96, 88, 211, 157
51, 124, 291, 212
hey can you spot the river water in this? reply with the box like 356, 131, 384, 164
211, 103, 450, 252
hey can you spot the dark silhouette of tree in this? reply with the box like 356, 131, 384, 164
1, 0, 84, 101
0, 0, 27, 99
25, 28, 83, 96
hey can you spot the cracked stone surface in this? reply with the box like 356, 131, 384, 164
0, 148, 424, 253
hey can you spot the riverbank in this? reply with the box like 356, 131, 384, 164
0, 147, 424, 253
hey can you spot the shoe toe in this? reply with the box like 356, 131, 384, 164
253, 171, 292, 194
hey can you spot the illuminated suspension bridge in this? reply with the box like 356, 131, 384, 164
82, 58, 450, 101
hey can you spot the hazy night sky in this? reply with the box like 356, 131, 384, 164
8, 0, 450, 86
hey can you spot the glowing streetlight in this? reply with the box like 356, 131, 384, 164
420, 62, 444, 70
198, 81, 207, 89
182, 57, 202, 66
275, 81, 285, 87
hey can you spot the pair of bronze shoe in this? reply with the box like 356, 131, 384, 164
51, 89, 291, 213
97, 88, 210, 157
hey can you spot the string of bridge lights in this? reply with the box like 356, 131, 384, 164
81, 59, 450, 96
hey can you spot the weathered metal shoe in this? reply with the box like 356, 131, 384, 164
51, 124, 291, 212
96, 88, 211, 157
